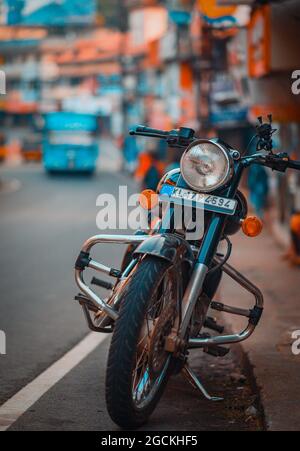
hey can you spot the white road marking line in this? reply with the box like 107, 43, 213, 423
0, 332, 107, 431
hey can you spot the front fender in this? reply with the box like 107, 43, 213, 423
133, 233, 194, 268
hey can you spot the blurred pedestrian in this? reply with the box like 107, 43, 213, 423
123, 134, 139, 174
282, 153, 300, 266
248, 165, 270, 218
135, 141, 165, 191
289, 212, 300, 265
0, 133, 6, 164
165, 147, 182, 173
285, 179, 300, 265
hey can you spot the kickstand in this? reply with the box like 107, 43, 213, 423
182, 364, 224, 402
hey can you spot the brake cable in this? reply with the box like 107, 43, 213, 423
209, 236, 232, 275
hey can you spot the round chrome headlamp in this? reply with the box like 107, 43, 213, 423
180, 139, 234, 193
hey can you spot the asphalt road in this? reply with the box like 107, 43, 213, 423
0, 165, 263, 431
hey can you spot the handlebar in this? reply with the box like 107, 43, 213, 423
130, 125, 170, 139
288, 159, 300, 171
129, 125, 196, 148
264, 153, 300, 173
130, 125, 300, 173
243, 152, 300, 173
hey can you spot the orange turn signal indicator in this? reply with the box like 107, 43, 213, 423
139, 189, 159, 211
242, 216, 263, 238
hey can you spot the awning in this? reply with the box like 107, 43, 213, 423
250, 105, 300, 124
197, 0, 250, 27
59, 62, 121, 78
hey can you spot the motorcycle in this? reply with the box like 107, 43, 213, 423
74, 116, 300, 428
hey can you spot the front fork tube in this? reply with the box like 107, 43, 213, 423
162, 167, 244, 340
160, 207, 227, 338
180, 214, 227, 338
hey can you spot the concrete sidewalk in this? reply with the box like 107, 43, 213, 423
221, 229, 300, 431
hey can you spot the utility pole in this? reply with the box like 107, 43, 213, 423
97, 0, 128, 135
118, 0, 129, 135
196, 24, 213, 135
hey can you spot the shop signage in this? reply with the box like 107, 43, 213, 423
0, 25, 47, 41
198, 0, 250, 28
3, 0, 96, 26
210, 106, 248, 127
216, 0, 254, 4
248, 5, 271, 78
169, 10, 191, 26
159, 27, 177, 61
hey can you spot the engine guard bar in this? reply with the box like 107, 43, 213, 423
75, 234, 264, 345
75, 234, 149, 322
189, 258, 264, 348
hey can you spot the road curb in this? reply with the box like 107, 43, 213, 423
220, 313, 267, 430
221, 231, 300, 431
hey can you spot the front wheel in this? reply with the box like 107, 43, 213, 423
106, 256, 178, 429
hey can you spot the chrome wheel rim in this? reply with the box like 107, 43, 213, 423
131, 270, 175, 409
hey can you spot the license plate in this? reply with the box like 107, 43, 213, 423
160, 185, 237, 215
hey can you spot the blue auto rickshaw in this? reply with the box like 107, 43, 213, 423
43, 112, 99, 173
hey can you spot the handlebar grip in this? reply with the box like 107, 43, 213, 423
288, 160, 300, 171
91, 277, 114, 291
129, 125, 169, 137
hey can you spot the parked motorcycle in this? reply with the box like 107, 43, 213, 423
74, 116, 300, 428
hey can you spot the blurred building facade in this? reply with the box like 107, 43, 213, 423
0, 0, 300, 240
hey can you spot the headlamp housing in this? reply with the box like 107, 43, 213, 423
180, 139, 234, 193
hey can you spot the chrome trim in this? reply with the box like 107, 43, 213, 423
156, 168, 181, 194
211, 302, 251, 318
188, 259, 264, 348
122, 258, 138, 278
81, 234, 148, 253
75, 234, 149, 323
88, 259, 113, 276
182, 364, 223, 402
220, 259, 264, 310
75, 269, 118, 321
180, 263, 209, 338
188, 324, 256, 348
180, 139, 234, 193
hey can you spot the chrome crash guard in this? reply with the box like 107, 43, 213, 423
75, 234, 147, 330
188, 256, 264, 349
74, 233, 264, 348
74, 233, 194, 332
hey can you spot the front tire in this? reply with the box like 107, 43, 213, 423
106, 256, 174, 429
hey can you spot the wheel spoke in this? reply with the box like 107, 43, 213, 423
132, 267, 176, 407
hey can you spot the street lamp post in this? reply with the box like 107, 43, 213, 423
118, 0, 129, 136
